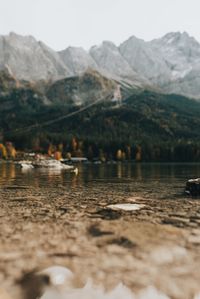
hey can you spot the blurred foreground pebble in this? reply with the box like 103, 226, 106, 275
4, 265, 200, 299
0, 288, 13, 299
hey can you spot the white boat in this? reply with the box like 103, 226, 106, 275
17, 160, 34, 169
32, 159, 74, 170
20, 162, 34, 170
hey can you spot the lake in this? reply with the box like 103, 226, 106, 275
0, 161, 199, 194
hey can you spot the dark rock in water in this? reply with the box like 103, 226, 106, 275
185, 178, 200, 196
87, 224, 113, 237
17, 271, 50, 299
91, 208, 122, 220
107, 237, 137, 249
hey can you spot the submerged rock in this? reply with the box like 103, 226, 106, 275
107, 237, 136, 249
185, 178, 200, 196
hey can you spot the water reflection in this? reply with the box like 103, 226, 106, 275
0, 162, 16, 183
0, 162, 200, 189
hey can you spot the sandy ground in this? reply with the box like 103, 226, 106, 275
0, 166, 200, 298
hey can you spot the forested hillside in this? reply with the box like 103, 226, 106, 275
1, 76, 200, 162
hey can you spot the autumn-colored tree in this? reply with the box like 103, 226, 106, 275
116, 149, 122, 160
135, 145, 142, 162
54, 151, 62, 160
6, 142, 16, 159
0, 144, 7, 159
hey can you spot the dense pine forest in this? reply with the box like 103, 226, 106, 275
1, 77, 200, 162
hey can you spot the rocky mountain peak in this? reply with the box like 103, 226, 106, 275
90, 40, 145, 86
59, 46, 98, 75
161, 31, 183, 43
5, 32, 37, 49
125, 35, 146, 45
1, 31, 200, 99
152, 32, 200, 70
119, 35, 170, 85
155, 31, 200, 52
0, 32, 70, 81
101, 40, 118, 50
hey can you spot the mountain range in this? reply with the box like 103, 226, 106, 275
1, 31, 200, 99
1, 34, 200, 161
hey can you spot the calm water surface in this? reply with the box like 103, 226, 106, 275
0, 162, 199, 200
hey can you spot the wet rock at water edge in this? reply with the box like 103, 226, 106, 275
185, 178, 200, 196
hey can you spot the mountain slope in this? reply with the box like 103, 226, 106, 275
150, 32, 200, 79
150, 32, 200, 98
0, 32, 70, 81
46, 69, 116, 106
59, 46, 99, 75
90, 41, 149, 87
119, 36, 171, 85
1, 69, 200, 162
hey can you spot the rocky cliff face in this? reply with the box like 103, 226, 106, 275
119, 32, 200, 98
1, 31, 200, 99
59, 46, 99, 75
89, 41, 147, 87
0, 32, 70, 81
150, 32, 200, 98
119, 36, 171, 85
150, 32, 200, 79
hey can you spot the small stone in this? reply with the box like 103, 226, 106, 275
107, 203, 145, 211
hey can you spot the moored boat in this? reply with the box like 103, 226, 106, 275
32, 159, 74, 170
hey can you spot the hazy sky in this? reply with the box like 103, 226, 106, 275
0, 0, 200, 50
